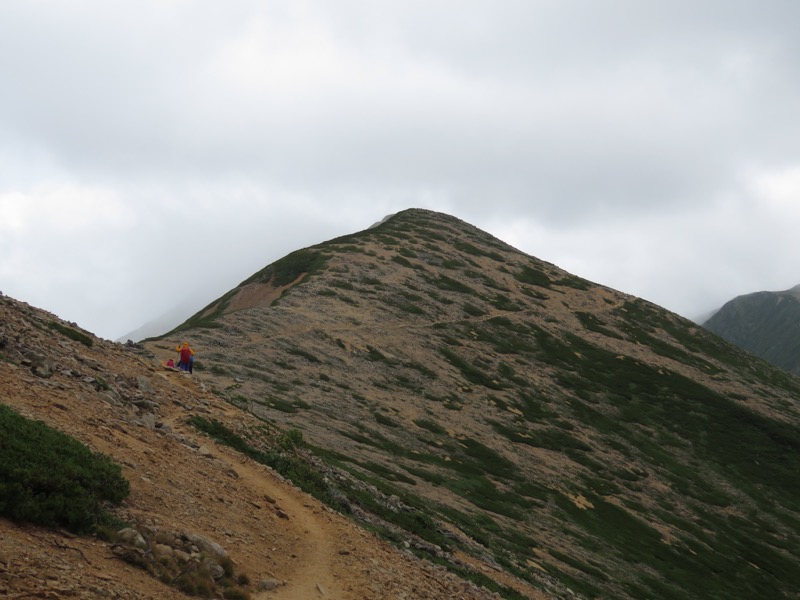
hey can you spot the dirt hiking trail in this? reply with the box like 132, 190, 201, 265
0, 293, 521, 598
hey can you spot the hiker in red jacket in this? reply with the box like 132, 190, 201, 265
175, 342, 195, 373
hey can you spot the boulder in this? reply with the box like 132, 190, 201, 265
116, 528, 147, 549
183, 533, 226, 559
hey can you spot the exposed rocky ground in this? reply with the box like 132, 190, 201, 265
3, 208, 800, 600
143, 209, 800, 600
0, 291, 524, 599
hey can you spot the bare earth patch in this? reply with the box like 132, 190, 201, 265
0, 294, 508, 600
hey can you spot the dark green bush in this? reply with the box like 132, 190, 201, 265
277, 428, 304, 451
48, 321, 93, 347
0, 402, 129, 533
286, 348, 321, 363
514, 265, 552, 287
246, 249, 328, 287
391, 255, 414, 268
439, 347, 504, 390
374, 412, 400, 428
414, 418, 446, 434
462, 302, 487, 317
429, 275, 476, 295
189, 417, 337, 509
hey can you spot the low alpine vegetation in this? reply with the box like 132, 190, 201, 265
48, 321, 93, 347
0, 402, 129, 533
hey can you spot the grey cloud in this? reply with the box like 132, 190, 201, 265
1, 1, 799, 337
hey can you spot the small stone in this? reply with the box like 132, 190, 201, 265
184, 533, 226, 558
33, 365, 52, 378
152, 543, 174, 560
136, 376, 153, 393
116, 528, 147, 549
257, 579, 282, 591
138, 413, 157, 429
201, 557, 225, 581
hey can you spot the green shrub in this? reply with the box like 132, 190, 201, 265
439, 347, 504, 390
245, 249, 328, 287
462, 302, 486, 317
48, 321, 93, 347
391, 255, 414, 268
277, 429, 304, 451
575, 312, 623, 339
0, 402, 129, 533
381, 296, 425, 315
414, 418, 446, 434
189, 417, 336, 509
514, 265, 552, 287
454, 240, 484, 256
429, 275, 476, 295
223, 587, 251, 600
403, 361, 438, 379
286, 348, 321, 363
375, 412, 400, 428
329, 279, 355, 290
266, 397, 299, 413
489, 293, 521, 312
555, 275, 592, 289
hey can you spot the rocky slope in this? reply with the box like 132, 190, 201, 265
4, 208, 800, 600
703, 284, 800, 375
0, 292, 514, 599
142, 209, 800, 600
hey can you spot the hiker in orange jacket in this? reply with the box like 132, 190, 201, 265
175, 342, 195, 373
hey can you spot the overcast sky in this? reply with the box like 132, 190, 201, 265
2, 1, 799, 340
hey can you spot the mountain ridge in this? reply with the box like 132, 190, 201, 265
0, 291, 507, 599
146, 208, 800, 599
2, 208, 799, 599
704, 284, 800, 375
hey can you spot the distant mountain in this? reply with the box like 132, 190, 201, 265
703, 284, 800, 375
691, 307, 719, 324
117, 301, 199, 343
140, 208, 800, 600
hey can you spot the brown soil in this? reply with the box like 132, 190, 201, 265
0, 294, 520, 599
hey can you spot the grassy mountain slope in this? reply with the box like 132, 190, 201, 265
146, 208, 800, 600
704, 285, 800, 376
1, 292, 506, 599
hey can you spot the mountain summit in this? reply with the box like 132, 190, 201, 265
2, 208, 799, 599
143, 208, 800, 599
